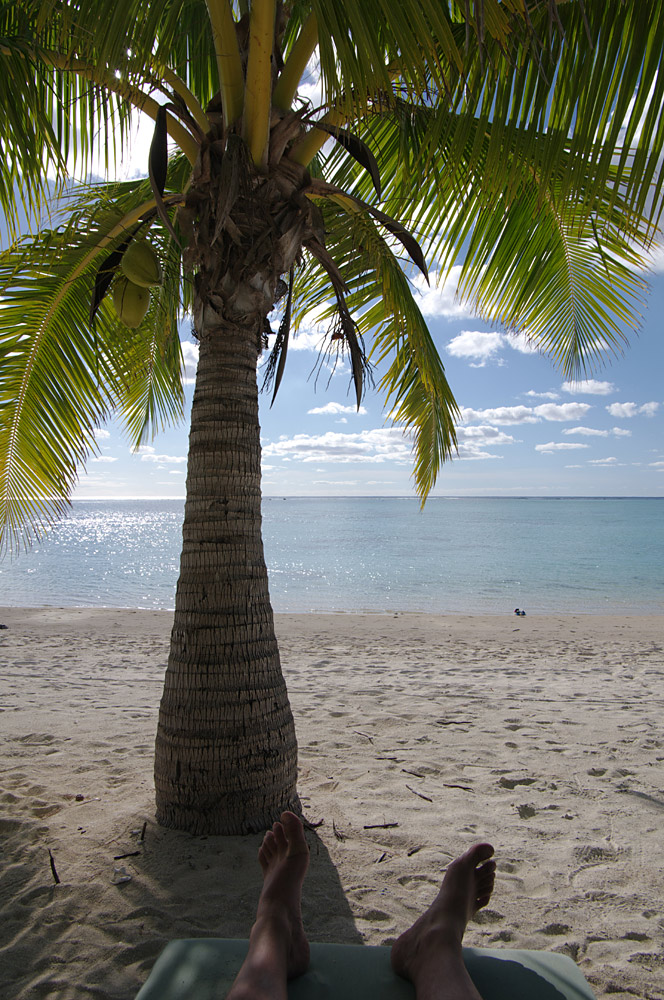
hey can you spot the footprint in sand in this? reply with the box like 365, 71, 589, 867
397, 874, 440, 888
474, 908, 505, 924
359, 907, 392, 923
538, 922, 571, 936
490, 929, 514, 942
31, 802, 62, 819
498, 776, 537, 789
573, 845, 625, 863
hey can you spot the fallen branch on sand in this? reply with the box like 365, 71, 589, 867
48, 849, 60, 884
405, 784, 433, 802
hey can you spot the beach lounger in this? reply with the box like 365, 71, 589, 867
135, 938, 597, 999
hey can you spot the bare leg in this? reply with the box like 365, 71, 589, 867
391, 843, 496, 1000
226, 811, 310, 1000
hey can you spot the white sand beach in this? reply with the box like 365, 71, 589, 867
1, 607, 663, 1000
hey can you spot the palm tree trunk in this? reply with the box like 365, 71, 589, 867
154, 310, 300, 835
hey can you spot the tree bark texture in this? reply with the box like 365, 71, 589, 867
154, 312, 300, 834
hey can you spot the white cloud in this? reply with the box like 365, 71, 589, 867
262, 427, 412, 464
168, 469, 184, 475
649, 461, 664, 468
456, 425, 515, 460
116, 110, 162, 181
525, 390, 559, 400
297, 54, 324, 110
289, 325, 328, 352
456, 450, 504, 461
533, 403, 592, 421
93, 427, 111, 440
90, 455, 118, 463
535, 442, 590, 453
444, 328, 539, 366
308, 402, 367, 415
460, 402, 591, 425
277, 302, 332, 354
561, 379, 615, 395
612, 427, 632, 437
457, 425, 515, 446
412, 267, 476, 319
446, 330, 504, 363
506, 332, 539, 355
138, 447, 187, 464
588, 457, 620, 465
646, 241, 664, 273
460, 405, 538, 425
562, 426, 609, 437
606, 402, 638, 418
606, 401, 660, 418
181, 340, 199, 384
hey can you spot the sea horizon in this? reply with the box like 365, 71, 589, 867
68, 493, 663, 500
3, 496, 663, 615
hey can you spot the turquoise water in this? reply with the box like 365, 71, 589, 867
1, 497, 662, 614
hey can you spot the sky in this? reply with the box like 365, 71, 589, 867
75, 252, 664, 500
23, 76, 664, 501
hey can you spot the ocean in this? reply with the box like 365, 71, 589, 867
1, 497, 662, 614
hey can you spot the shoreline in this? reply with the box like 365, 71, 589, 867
1, 608, 663, 999
1, 604, 663, 617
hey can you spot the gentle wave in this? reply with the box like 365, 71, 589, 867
1, 497, 662, 614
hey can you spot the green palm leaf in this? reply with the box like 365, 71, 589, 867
0, 183, 186, 550
292, 199, 459, 498
323, 95, 653, 378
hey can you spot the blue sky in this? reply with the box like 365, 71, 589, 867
75, 255, 664, 500
20, 75, 662, 502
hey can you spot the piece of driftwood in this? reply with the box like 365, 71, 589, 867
332, 819, 347, 841
353, 731, 374, 743
48, 849, 60, 884
405, 784, 433, 802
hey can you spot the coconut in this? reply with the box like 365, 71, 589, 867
112, 276, 151, 328
121, 241, 162, 287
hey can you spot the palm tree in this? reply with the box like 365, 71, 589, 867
1, 0, 662, 834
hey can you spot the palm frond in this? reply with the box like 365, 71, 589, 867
317, 1, 664, 240
1, 0, 209, 206
322, 97, 653, 379
455, 175, 650, 378
0, 181, 186, 551
292, 200, 459, 499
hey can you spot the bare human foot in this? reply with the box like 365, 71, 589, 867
391, 843, 496, 1000
257, 811, 311, 978
226, 811, 310, 1000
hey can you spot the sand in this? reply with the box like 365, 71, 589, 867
1, 607, 663, 1000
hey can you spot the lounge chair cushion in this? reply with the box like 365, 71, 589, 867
135, 938, 596, 999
